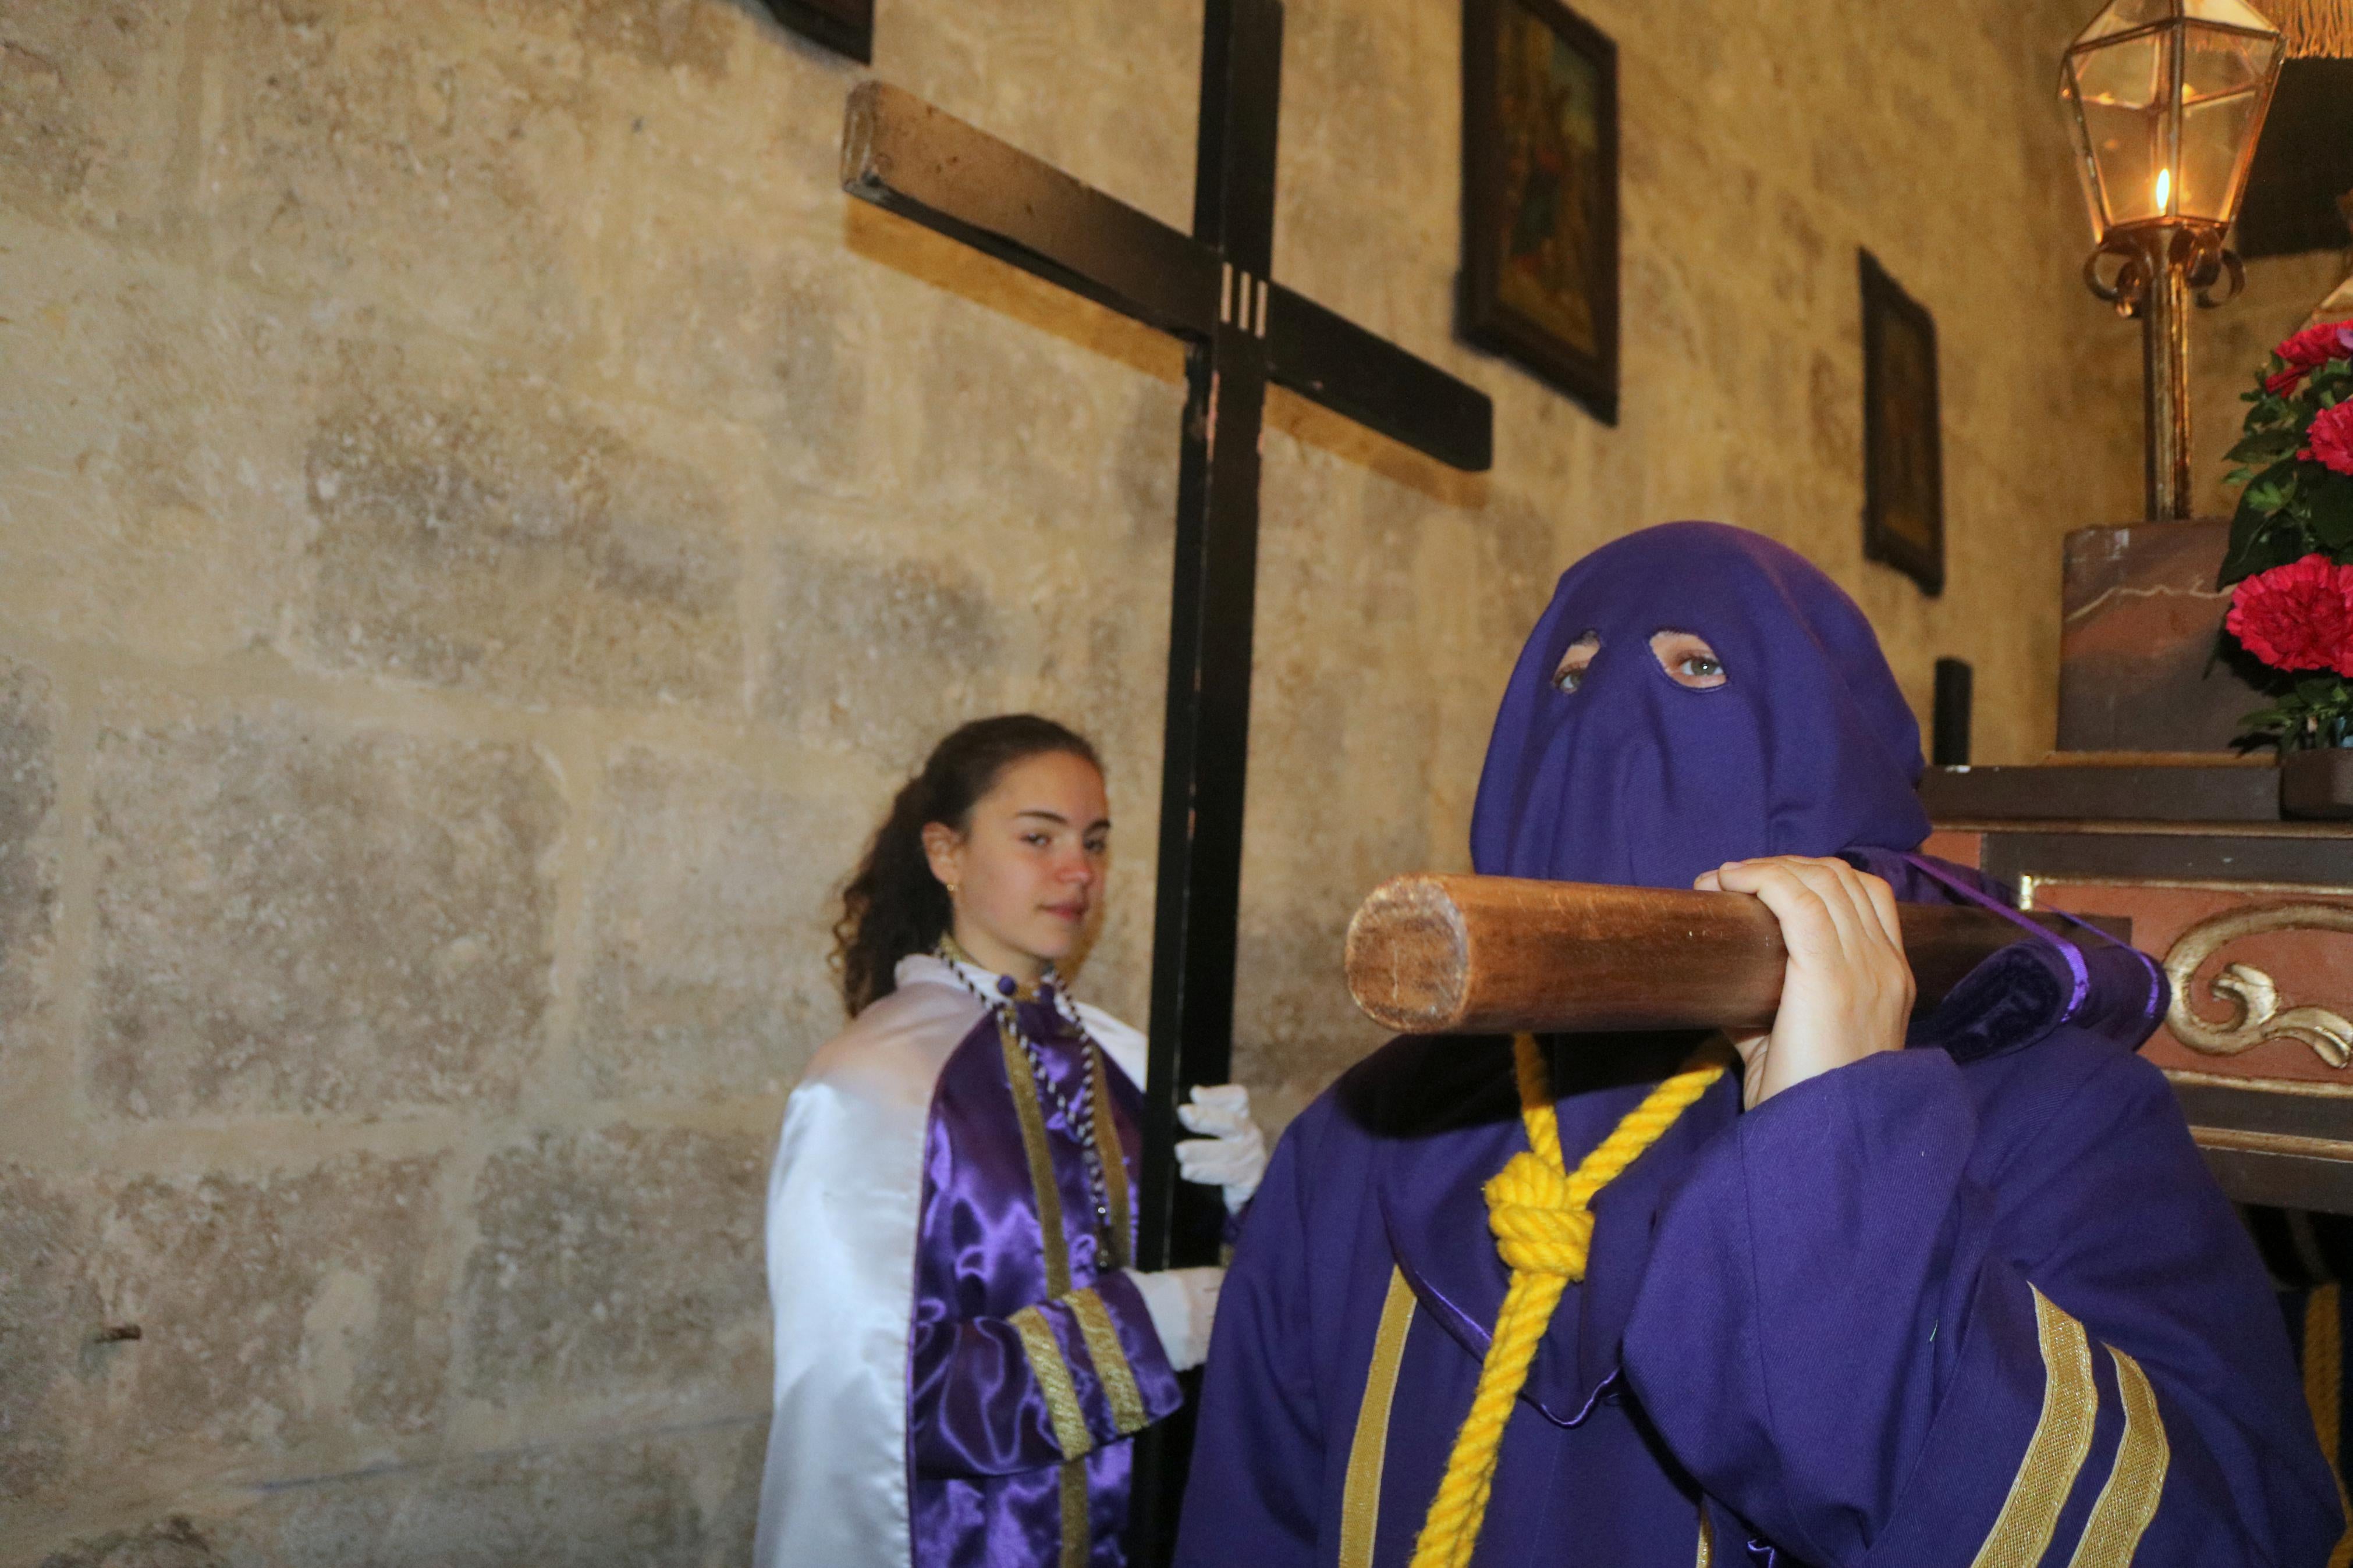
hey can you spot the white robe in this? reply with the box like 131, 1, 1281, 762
753, 954, 1147, 1568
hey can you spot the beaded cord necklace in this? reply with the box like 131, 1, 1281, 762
935, 938, 1120, 1261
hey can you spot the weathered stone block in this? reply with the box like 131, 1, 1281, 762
34, 1515, 226, 1568
906, 303, 1183, 521
605, 222, 907, 493
221, 1420, 753, 1568
462, 1127, 767, 1403
0, 1168, 93, 1503
90, 713, 560, 1118
0, 224, 306, 661
0, 1, 188, 237
0, 658, 59, 1073
298, 378, 747, 710
84, 1155, 449, 1466
579, 748, 860, 1100
762, 534, 1006, 759
201, 0, 599, 361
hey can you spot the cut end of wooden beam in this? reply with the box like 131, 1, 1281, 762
1344, 875, 1472, 1032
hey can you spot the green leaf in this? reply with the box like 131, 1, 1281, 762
2244, 457, 2300, 518
2297, 677, 2340, 705
2221, 505, 2309, 584
2309, 475, 2353, 551
2229, 428, 2303, 464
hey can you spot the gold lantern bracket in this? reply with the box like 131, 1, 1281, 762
2085, 226, 2248, 318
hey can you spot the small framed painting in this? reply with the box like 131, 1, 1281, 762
1461, 0, 1620, 425
1860, 250, 1945, 596
764, 0, 872, 64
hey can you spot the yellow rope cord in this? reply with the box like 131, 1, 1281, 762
1410, 1036, 1725, 1568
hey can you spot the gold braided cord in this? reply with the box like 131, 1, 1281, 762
1068, 1288, 1149, 1438
2252, 0, 2353, 58
2067, 1346, 2170, 1567
1970, 1288, 2098, 1568
2303, 1287, 2353, 1568
1057, 1463, 1089, 1568
1010, 1305, 1095, 1462
1409, 1036, 1726, 1568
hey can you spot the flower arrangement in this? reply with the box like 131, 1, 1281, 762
2219, 319, 2353, 751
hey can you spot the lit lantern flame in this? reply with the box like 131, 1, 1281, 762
2155, 167, 2173, 215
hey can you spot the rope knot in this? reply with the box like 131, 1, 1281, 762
1483, 1149, 1593, 1281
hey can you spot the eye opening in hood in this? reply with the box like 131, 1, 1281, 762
1647, 628, 1728, 691
1552, 630, 1601, 694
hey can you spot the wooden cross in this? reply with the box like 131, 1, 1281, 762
840, 4, 1492, 1547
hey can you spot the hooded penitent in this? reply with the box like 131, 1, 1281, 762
1469, 520, 2163, 1053
1169, 522, 2338, 1568
1471, 520, 1930, 890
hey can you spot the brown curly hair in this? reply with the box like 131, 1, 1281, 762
832, 714, 1102, 1016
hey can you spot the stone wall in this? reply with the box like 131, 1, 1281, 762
2, 0, 2144, 1560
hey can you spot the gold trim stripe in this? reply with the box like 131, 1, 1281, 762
1971, 1287, 2099, 1568
2067, 1347, 2170, 1567
1695, 1499, 1715, 1568
999, 1018, 1073, 1296
1011, 1305, 1095, 1462
1070, 1288, 1149, 1438
2304, 1286, 2353, 1568
1057, 1462, 1088, 1568
1340, 1267, 1417, 1568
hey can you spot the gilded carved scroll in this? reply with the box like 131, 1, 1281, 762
2163, 903, 2353, 1069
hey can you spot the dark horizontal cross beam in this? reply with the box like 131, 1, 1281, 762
842, 81, 1492, 473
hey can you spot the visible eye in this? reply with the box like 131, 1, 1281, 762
1552, 631, 1600, 694
1023, 831, 1052, 848
1083, 834, 1109, 856
1649, 630, 1728, 690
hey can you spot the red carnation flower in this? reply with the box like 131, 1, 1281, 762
2227, 554, 2353, 674
2265, 320, 2353, 394
2308, 401, 2353, 477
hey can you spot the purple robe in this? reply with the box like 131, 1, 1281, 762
1176, 1014, 2341, 1565
1174, 522, 2342, 1565
908, 990, 1184, 1565
755, 955, 1183, 1568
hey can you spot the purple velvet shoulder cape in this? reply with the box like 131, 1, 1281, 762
755, 957, 1183, 1568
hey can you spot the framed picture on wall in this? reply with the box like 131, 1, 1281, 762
1461, 0, 1620, 425
763, 0, 873, 63
1860, 250, 1945, 596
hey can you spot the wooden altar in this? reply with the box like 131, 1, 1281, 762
1922, 760, 2353, 1213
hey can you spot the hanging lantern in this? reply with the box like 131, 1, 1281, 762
2062, 0, 2285, 246
2062, 0, 2287, 518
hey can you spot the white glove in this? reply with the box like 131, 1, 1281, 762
1124, 1265, 1223, 1372
1175, 1083, 1267, 1213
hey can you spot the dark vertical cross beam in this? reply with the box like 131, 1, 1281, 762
839, 11, 1491, 1555
1127, 2, 1282, 1547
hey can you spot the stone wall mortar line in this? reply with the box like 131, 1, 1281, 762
7, 652, 102, 1174
0, 625, 878, 784
524, 717, 602, 1122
